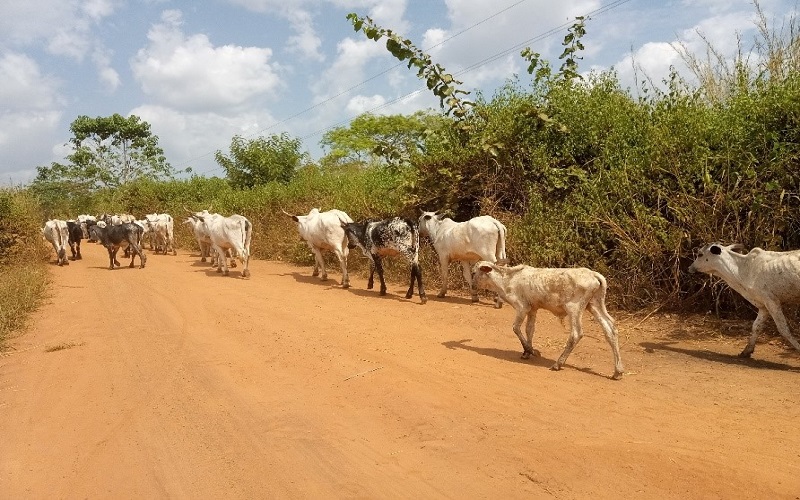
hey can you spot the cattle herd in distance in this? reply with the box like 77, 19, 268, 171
39, 208, 800, 379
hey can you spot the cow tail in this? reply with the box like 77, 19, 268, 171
243, 219, 253, 254
494, 220, 507, 262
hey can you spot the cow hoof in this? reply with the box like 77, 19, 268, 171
342, 283, 350, 289
405, 292, 413, 299
129, 262, 135, 268
223, 270, 230, 276
242, 269, 251, 278
420, 296, 428, 305
64, 261, 69, 266
379, 290, 387, 296
471, 296, 479, 303
738, 350, 753, 358
437, 291, 446, 298
494, 302, 503, 309
312, 271, 319, 277
321, 276, 328, 281
611, 371, 624, 380
549, 363, 562, 371
201, 257, 207, 262
216, 268, 222, 273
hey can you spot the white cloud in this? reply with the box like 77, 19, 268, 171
0, 52, 62, 111
286, 10, 324, 61
92, 47, 121, 91
130, 104, 279, 175
345, 94, 386, 115
131, 10, 282, 113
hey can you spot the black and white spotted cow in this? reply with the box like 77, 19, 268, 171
341, 217, 427, 304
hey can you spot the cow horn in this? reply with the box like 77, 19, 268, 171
281, 208, 293, 217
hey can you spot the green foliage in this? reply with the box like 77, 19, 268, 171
215, 133, 306, 189
320, 111, 448, 169
32, 114, 173, 193
346, 13, 473, 118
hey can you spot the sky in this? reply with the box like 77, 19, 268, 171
0, 0, 794, 185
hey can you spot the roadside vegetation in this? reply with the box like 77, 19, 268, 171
0, 189, 50, 348
6, 2, 800, 348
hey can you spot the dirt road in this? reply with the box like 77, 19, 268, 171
1, 242, 799, 499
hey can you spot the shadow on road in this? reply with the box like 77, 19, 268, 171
639, 341, 800, 372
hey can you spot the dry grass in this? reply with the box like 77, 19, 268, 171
44, 341, 85, 353
0, 263, 50, 350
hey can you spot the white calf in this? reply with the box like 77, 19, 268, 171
419, 211, 506, 306
473, 261, 624, 380
284, 208, 353, 287
689, 242, 800, 357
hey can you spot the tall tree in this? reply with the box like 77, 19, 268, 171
215, 133, 306, 188
33, 114, 173, 191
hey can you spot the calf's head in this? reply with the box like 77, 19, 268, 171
688, 242, 745, 275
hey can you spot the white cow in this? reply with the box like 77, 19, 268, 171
284, 208, 353, 288
191, 210, 252, 277
145, 213, 176, 255
184, 217, 213, 263
689, 242, 800, 357
418, 211, 507, 306
77, 214, 97, 239
42, 219, 70, 266
473, 260, 624, 380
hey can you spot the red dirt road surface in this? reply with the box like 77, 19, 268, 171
2, 243, 800, 499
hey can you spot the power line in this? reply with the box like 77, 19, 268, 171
181, 0, 532, 175
190, 0, 633, 176
299, 0, 635, 143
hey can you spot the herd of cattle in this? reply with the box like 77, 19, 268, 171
41, 208, 800, 379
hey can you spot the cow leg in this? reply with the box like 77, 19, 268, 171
107, 247, 117, 269
215, 245, 229, 275
764, 301, 800, 354
552, 304, 585, 371
588, 301, 624, 379
437, 255, 450, 298
75, 241, 81, 260
414, 262, 427, 304
312, 247, 327, 280
238, 246, 250, 278
373, 256, 387, 295
135, 243, 147, 269
460, 260, 479, 302
367, 259, 376, 290
741, 308, 769, 357
336, 245, 349, 288
406, 263, 416, 299
525, 308, 539, 356
511, 304, 536, 358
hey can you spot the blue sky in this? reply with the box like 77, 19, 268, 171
0, 0, 794, 184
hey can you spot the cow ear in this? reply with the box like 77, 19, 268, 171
478, 265, 493, 273
710, 245, 722, 255
291, 215, 299, 222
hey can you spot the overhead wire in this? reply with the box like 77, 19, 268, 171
190, 0, 634, 175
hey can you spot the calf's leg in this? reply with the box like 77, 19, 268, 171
511, 304, 536, 358
552, 304, 585, 371
764, 301, 800, 353
741, 308, 769, 358
437, 255, 450, 298
588, 300, 624, 379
